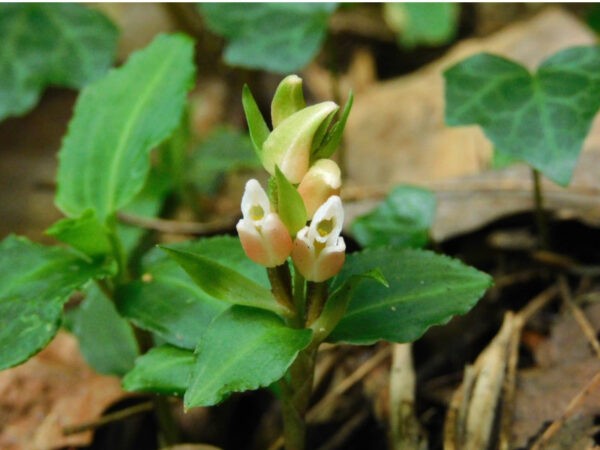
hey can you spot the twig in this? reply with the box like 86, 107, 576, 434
117, 211, 237, 235
518, 283, 560, 324
530, 371, 600, 450
558, 275, 600, 359
62, 401, 154, 435
316, 409, 370, 450
499, 314, 523, 450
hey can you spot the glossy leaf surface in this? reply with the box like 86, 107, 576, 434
328, 247, 492, 344
185, 306, 312, 407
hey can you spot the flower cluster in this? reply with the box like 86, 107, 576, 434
236, 75, 347, 282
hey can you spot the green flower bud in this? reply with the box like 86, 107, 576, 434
262, 101, 339, 184
271, 75, 306, 129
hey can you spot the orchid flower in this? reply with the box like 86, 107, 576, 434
236, 179, 293, 267
292, 195, 346, 282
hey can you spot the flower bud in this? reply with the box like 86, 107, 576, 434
261, 101, 339, 184
297, 159, 342, 218
271, 75, 306, 129
236, 179, 293, 267
292, 196, 346, 282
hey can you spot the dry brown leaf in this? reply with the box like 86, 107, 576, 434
0, 331, 127, 450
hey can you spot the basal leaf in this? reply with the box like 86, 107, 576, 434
0, 4, 118, 121
46, 209, 112, 258
117, 236, 264, 349
328, 247, 492, 345
123, 345, 195, 396
444, 46, 600, 185
56, 33, 195, 221
185, 305, 312, 408
351, 185, 436, 249
384, 3, 459, 49
161, 245, 290, 317
200, 3, 337, 73
70, 283, 138, 376
0, 235, 110, 370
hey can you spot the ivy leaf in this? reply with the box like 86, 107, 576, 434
384, 3, 459, 49
187, 127, 261, 196
351, 185, 436, 249
55, 33, 195, 221
161, 245, 290, 318
185, 305, 312, 408
200, 3, 337, 73
123, 345, 195, 396
69, 284, 139, 376
117, 236, 264, 349
444, 46, 600, 185
0, 235, 110, 370
328, 247, 492, 345
0, 4, 118, 121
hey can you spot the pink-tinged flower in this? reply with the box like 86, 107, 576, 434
297, 159, 341, 219
292, 196, 346, 282
236, 179, 293, 267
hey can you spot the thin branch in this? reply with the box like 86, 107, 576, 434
117, 211, 237, 235
62, 401, 154, 435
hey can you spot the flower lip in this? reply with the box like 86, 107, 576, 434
308, 195, 344, 245
241, 179, 271, 227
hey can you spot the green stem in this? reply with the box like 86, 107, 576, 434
280, 347, 318, 450
268, 264, 295, 315
306, 282, 328, 327
292, 269, 306, 326
531, 168, 549, 249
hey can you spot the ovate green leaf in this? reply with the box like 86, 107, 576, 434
351, 185, 436, 249
200, 3, 337, 73
384, 3, 459, 49
185, 306, 312, 408
444, 47, 600, 185
56, 33, 195, 221
0, 4, 118, 121
328, 247, 492, 344
117, 236, 264, 349
123, 345, 195, 396
0, 235, 110, 370
70, 284, 138, 376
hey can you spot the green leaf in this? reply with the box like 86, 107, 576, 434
384, 3, 459, 49
187, 127, 261, 195
313, 91, 354, 160
0, 235, 110, 370
46, 210, 112, 258
242, 84, 270, 159
271, 74, 306, 128
55, 33, 195, 221
70, 284, 138, 376
275, 166, 308, 235
200, 3, 337, 73
351, 185, 436, 249
161, 245, 290, 318
185, 306, 312, 408
123, 345, 194, 396
0, 4, 118, 121
444, 47, 600, 185
328, 247, 492, 345
118, 237, 265, 349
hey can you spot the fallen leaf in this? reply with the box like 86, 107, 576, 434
0, 331, 127, 450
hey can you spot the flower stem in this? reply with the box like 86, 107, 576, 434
268, 264, 296, 315
306, 282, 328, 326
280, 346, 318, 450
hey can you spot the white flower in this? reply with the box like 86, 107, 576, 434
292, 196, 346, 282
297, 159, 342, 219
236, 179, 292, 267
